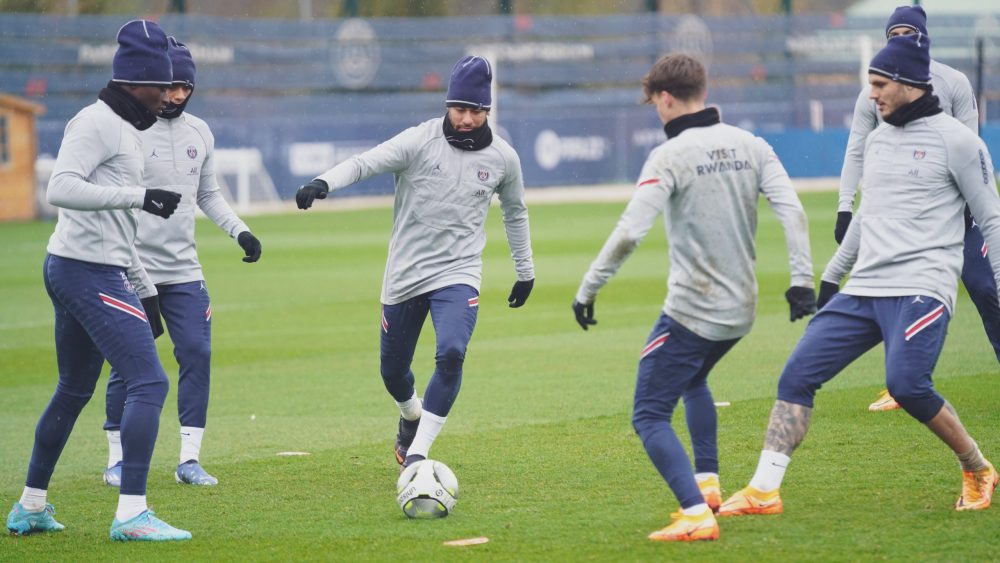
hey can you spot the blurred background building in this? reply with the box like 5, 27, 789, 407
1, 0, 998, 210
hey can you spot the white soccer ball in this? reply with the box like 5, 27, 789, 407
395, 459, 459, 519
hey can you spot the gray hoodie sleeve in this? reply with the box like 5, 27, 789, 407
838, 87, 878, 213
195, 125, 250, 238
47, 113, 146, 210
575, 163, 667, 304
496, 150, 534, 281
822, 212, 861, 284
126, 243, 157, 299
951, 139, 1000, 293
947, 71, 980, 134
758, 141, 814, 288
316, 125, 421, 191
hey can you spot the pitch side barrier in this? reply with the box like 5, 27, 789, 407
4, 11, 998, 198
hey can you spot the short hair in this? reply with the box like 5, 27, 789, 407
641, 54, 706, 104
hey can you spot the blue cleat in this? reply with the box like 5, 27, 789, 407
7, 502, 65, 536
104, 461, 123, 487
175, 460, 218, 486
109, 510, 191, 541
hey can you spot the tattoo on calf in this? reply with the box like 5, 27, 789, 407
763, 400, 812, 456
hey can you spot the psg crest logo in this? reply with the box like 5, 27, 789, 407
477, 169, 489, 181
913, 150, 926, 160
187, 145, 198, 159
119, 271, 135, 294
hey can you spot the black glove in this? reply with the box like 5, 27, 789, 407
572, 300, 597, 331
817, 280, 840, 310
507, 279, 534, 308
142, 189, 181, 218
140, 295, 164, 339
785, 286, 817, 322
296, 179, 329, 210
237, 231, 262, 263
834, 211, 852, 244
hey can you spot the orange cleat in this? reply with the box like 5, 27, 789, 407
698, 475, 722, 513
956, 462, 999, 511
648, 510, 719, 542
868, 389, 901, 412
668, 475, 723, 521
718, 485, 783, 516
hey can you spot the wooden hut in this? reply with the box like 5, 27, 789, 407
0, 94, 46, 221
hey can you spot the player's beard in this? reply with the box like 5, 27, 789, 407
443, 113, 493, 151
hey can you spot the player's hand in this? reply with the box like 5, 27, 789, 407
834, 211, 852, 244
785, 286, 817, 322
507, 279, 534, 308
816, 281, 840, 310
142, 189, 181, 218
296, 179, 329, 210
141, 295, 164, 339
237, 231, 262, 263
572, 300, 597, 330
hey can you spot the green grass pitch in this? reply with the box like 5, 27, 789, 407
1, 190, 998, 560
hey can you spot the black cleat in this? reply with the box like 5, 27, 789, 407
394, 416, 420, 465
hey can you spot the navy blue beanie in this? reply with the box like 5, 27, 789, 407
869, 33, 931, 89
885, 5, 928, 39
167, 36, 196, 87
445, 56, 492, 110
112, 20, 172, 86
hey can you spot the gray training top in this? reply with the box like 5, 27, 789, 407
46, 99, 154, 296
315, 118, 534, 305
576, 120, 814, 341
838, 59, 978, 213
135, 113, 250, 286
823, 112, 1000, 313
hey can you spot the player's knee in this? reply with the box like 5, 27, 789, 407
127, 369, 170, 407
379, 358, 408, 382
964, 276, 996, 303
889, 389, 943, 423
176, 340, 211, 367
631, 412, 650, 438
435, 345, 466, 374
776, 373, 815, 405
52, 384, 94, 415
683, 381, 711, 401
631, 411, 667, 443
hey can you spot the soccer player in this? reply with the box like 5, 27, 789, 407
834, 6, 1000, 412
721, 33, 1000, 518
5, 20, 191, 541
572, 54, 816, 542
101, 37, 263, 488
295, 56, 534, 469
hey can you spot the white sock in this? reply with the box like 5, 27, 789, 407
405, 411, 446, 459
957, 440, 988, 472
396, 394, 422, 421
18, 487, 47, 512
694, 472, 718, 483
116, 494, 147, 522
748, 450, 791, 492
180, 426, 205, 464
682, 502, 710, 516
107, 430, 123, 468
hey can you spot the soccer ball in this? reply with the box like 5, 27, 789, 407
396, 459, 458, 519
